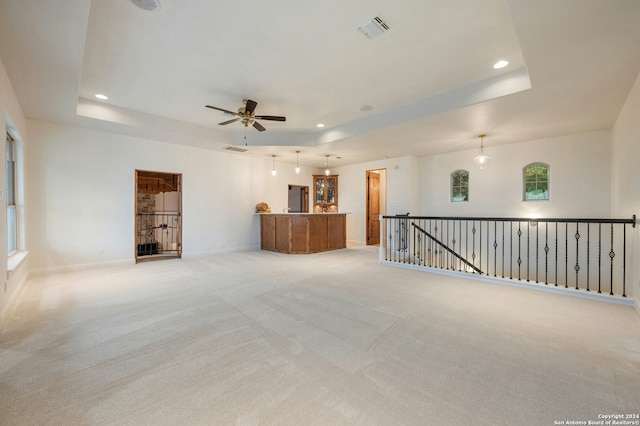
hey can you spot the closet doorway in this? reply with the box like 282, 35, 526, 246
135, 170, 182, 263
366, 169, 386, 245
288, 185, 309, 213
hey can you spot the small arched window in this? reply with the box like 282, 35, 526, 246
451, 169, 469, 202
523, 162, 549, 201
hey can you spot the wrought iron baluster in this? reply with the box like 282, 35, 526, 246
389, 219, 394, 262
598, 223, 602, 294
565, 222, 569, 289
609, 223, 615, 296
452, 220, 457, 271
472, 221, 477, 273
586, 223, 590, 292
486, 221, 490, 275
465, 220, 469, 273
544, 222, 549, 285
493, 221, 498, 277
555, 222, 558, 287
517, 222, 522, 280
510, 222, 513, 279
526, 221, 530, 282
412, 220, 416, 265
446, 219, 450, 270
459, 220, 463, 271
535, 221, 539, 283
623, 222, 627, 298
575, 222, 580, 290
478, 220, 482, 274
501, 221, 505, 278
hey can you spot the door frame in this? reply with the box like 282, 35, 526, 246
135, 169, 182, 263
288, 184, 309, 213
366, 168, 387, 245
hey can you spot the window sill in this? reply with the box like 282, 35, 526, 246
8, 251, 28, 273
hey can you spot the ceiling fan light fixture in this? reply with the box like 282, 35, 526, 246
206, 99, 285, 132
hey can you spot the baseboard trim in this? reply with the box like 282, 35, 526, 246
182, 245, 260, 258
0, 270, 30, 331
29, 258, 135, 277
381, 260, 634, 307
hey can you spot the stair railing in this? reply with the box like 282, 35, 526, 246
380, 215, 636, 298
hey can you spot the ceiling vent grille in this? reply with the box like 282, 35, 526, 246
358, 16, 390, 39
224, 146, 248, 153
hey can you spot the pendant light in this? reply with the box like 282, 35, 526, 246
271, 155, 277, 176
295, 151, 301, 174
473, 134, 491, 169
324, 154, 331, 176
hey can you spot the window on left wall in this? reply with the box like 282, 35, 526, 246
6, 132, 17, 255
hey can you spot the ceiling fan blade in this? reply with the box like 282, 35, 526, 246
245, 99, 257, 114
219, 118, 241, 125
206, 105, 237, 115
253, 121, 266, 132
254, 115, 286, 122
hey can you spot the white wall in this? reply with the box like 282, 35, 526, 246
612, 71, 640, 313
418, 131, 613, 218
26, 120, 314, 273
334, 132, 614, 254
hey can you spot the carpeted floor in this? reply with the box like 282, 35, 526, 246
1, 246, 639, 425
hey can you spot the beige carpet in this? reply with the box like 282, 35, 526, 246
1, 246, 639, 425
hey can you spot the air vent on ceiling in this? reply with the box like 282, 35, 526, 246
131, 0, 161, 11
358, 16, 390, 39
224, 146, 248, 153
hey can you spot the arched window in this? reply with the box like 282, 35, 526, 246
523, 162, 549, 200
451, 169, 469, 202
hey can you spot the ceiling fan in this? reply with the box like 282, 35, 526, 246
205, 99, 286, 132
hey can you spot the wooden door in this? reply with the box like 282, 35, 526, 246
367, 171, 380, 245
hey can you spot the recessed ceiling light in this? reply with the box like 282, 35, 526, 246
493, 60, 509, 69
95, 94, 108, 100
360, 105, 374, 112
316, 123, 325, 128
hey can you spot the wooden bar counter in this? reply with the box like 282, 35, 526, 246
259, 213, 347, 254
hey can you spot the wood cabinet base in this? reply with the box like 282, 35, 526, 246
260, 213, 346, 254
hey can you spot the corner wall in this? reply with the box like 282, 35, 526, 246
418, 131, 612, 219
0, 57, 28, 329
334, 156, 419, 247
612, 71, 640, 314
26, 120, 314, 273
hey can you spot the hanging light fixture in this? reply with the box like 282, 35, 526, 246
324, 154, 331, 176
295, 151, 301, 174
271, 155, 277, 176
473, 134, 491, 169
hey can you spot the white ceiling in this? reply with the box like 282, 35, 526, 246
1, 0, 640, 169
